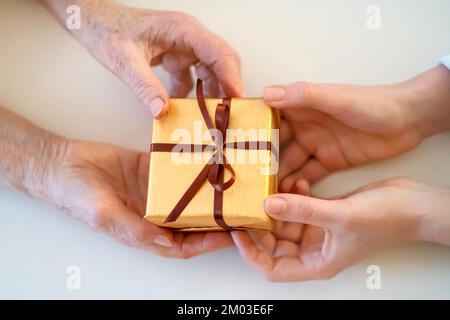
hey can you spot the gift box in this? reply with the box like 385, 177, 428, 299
145, 80, 279, 231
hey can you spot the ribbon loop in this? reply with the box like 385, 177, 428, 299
207, 159, 236, 192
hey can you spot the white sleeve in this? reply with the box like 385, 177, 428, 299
439, 55, 450, 70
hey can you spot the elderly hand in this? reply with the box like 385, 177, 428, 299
0, 105, 232, 258
49, 139, 233, 258
42, 0, 243, 117
232, 178, 450, 282
262, 65, 450, 189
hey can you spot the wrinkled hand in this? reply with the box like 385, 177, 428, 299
71, 1, 243, 117
49, 140, 232, 258
232, 178, 450, 281
262, 66, 450, 189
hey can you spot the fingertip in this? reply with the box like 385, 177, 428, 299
146, 223, 174, 247
231, 231, 257, 261
230, 230, 241, 243
212, 56, 243, 97
220, 76, 243, 98
230, 230, 247, 247
295, 179, 311, 196
279, 177, 296, 193
161, 228, 175, 243
153, 234, 173, 248
148, 97, 169, 119
263, 196, 288, 216
219, 49, 243, 97
124, 56, 170, 118
230, 77, 244, 97
262, 86, 286, 103
191, 33, 243, 98
262, 81, 311, 109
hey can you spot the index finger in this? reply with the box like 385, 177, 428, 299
186, 30, 243, 97
232, 231, 329, 282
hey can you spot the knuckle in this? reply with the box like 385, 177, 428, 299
295, 81, 312, 98
133, 77, 156, 103
133, 226, 150, 243
117, 60, 159, 105
216, 40, 241, 66
179, 242, 199, 259
90, 208, 110, 231
226, 47, 242, 68
317, 264, 339, 280
233, 49, 241, 63
295, 201, 314, 221
264, 273, 280, 283
167, 11, 197, 26
179, 251, 194, 260
117, 236, 134, 248
111, 50, 133, 80
387, 176, 416, 188
317, 149, 341, 171
169, 11, 188, 20
195, 63, 214, 80
317, 266, 338, 280
220, 42, 239, 58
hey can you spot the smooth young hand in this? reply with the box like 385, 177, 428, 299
263, 66, 450, 190
232, 178, 450, 282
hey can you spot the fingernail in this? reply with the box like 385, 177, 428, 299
149, 98, 165, 117
264, 197, 287, 215
153, 235, 172, 247
262, 87, 285, 101
230, 231, 241, 244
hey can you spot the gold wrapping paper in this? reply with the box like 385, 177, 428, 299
145, 98, 279, 231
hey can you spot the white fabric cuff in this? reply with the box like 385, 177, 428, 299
439, 55, 450, 70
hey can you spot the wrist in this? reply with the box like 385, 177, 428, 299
377, 178, 449, 244
0, 106, 69, 206
42, 0, 129, 42
414, 184, 450, 245
23, 132, 69, 206
401, 65, 450, 139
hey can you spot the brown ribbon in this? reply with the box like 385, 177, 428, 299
150, 79, 277, 230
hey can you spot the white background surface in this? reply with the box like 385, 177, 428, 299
1, 0, 450, 299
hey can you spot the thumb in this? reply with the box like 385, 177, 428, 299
110, 207, 174, 248
122, 55, 169, 119
262, 81, 355, 116
263, 193, 343, 227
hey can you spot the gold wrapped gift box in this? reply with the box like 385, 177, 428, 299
145, 96, 279, 231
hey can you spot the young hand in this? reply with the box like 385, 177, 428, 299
263, 66, 450, 189
232, 178, 450, 281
